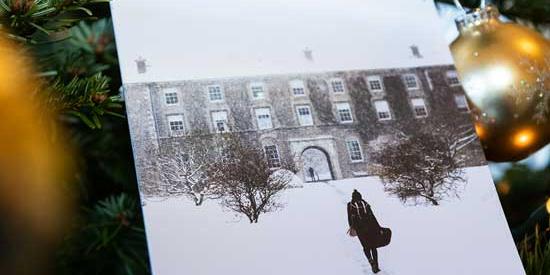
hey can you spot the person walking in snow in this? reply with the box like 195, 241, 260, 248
347, 189, 383, 273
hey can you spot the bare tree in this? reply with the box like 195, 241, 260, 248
143, 133, 225, 205
372, 123, 477, 206
210, 132, 295, 223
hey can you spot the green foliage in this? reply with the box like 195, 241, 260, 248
1, 0, 121, 126
519, 225, 550, 275
1, 1, 149, 275
57, 194, 149, 275
52, 19, 117, 77
497, 163, 550, 273
0, 0, 109, 43
40, 18, 122, 127
49, 73, 123, 129
55, 114, 147, 275
497, 164, 550, 228
0, 0, 546, 274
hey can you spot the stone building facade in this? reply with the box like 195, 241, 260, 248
125, 64, 486, 184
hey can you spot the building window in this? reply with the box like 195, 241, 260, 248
289, 80, 306, 96
454, 94, 470, 112
346, 140, 364, 162
264, 145, 281, 168
167, 114, 185, 136
254, 107, 273, 130
211, 110, 229, 133
336, 102, 353, 123
403, 74, 419, 90
207, 85, 224, 102
296, 105, 314, 126
367, 76, 383, 92
330, 78, 346, 93
411, 98, 428, 118
250, 82, 266, 99
446, 71, 461, 86
374, 100, 392, 120
164, 89, 178, 105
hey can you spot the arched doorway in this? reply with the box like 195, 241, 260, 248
301, 147, 334, 182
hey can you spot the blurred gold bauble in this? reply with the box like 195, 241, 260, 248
451, 5, 550, 162
0, 35, 71, 274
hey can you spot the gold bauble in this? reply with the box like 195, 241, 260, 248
451, 5, 550, 162
0, 35, 71, 274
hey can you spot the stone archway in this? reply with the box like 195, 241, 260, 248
302, 147, 334, 182
288, 136, 342, 182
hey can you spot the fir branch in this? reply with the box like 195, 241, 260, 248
57, 194, 149, 275
0, 0, 110, 43
47, 73, 121, 129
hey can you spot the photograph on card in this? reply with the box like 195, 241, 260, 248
111, 0, 526, 274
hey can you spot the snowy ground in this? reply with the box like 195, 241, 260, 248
142, 166, 525, 275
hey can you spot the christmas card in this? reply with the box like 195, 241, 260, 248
111, 0, 525, 274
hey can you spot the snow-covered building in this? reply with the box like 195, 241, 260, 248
125, 64, 486, 183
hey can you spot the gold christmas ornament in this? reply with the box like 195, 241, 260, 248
0, 35, 72, 274
450, 4, 550, 162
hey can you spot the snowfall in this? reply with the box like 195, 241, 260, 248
142, 166, 525, 275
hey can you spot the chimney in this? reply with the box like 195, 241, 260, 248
410, 45, 423, 58
303, 47, 314, 62
135, 57, 149, 74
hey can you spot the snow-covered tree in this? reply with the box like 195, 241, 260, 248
143, 133, 225, 205
372, 123, 477, 206
210, 132, 295, 223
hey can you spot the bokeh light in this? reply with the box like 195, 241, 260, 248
474, 123, 485, 139
513, 128, 536, 148
517, 38, 539, 55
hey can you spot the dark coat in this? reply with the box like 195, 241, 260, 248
347, 199, 381, 249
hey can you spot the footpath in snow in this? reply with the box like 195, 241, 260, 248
143, 166, 525, 275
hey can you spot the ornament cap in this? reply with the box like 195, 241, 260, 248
455, 4, 500, 34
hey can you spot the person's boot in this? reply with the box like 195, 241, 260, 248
373, 262, 381, 273
373, 257, 381, 273
368, 259, 379, 274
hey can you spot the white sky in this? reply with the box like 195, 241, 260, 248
111, 0, 456, 83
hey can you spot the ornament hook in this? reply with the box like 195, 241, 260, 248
453, 0, 487, 13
